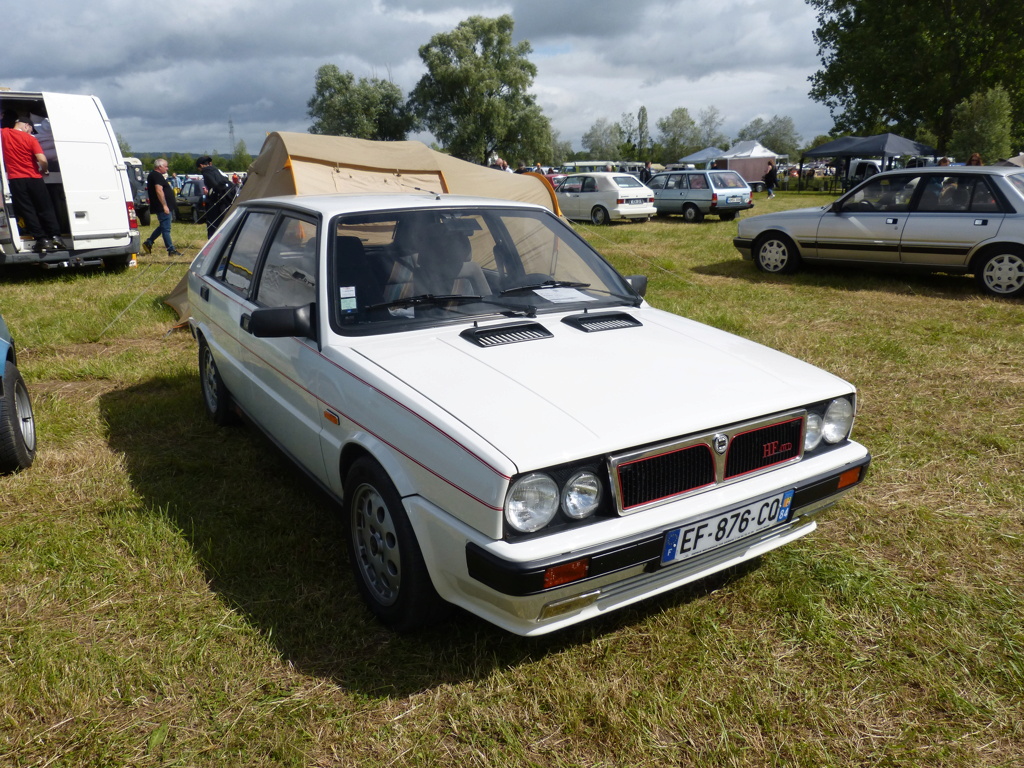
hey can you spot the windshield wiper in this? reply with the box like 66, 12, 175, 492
366, 294, 482, 311
499, 280, 590, 296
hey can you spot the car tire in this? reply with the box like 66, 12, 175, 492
751, 182, 765, 193
191, 209, 200, 225
754, 233, 801, 274
590, 206, 609, 226
720, 211, 738, 222
682, 204, 704, 223
346, 456, 449, 631
198, 339, 236, 426
0, 360, 36, 473
974, 248, 1024, 297
138, 209, 151, 226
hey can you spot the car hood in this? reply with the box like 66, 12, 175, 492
349, 308, 852, 470
740, 205, 829, 231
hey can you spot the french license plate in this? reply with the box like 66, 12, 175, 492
661, 489, 794, 565
727, 195, 742, 204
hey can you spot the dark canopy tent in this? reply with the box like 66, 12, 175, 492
800, 133, 937, 190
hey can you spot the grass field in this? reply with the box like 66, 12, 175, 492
1, 196, 1022, 767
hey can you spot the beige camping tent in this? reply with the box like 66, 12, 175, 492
165, 132, 561, 323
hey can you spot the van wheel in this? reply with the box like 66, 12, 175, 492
682, 204, 704, 223
103, 255, 132, 271
754, 233, 801, 274
975, 248, 1024, 297
0, 360, 36, 473
198, 339, 236, 425
346, 456, 449, 631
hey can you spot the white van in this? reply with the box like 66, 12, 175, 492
0, 89, 139, 268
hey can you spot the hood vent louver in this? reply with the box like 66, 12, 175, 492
460, 321, 553, 347
562, 311, 642, 333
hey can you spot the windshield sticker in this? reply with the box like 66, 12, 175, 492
533, 287, 597, 303
339, 286, 357, 313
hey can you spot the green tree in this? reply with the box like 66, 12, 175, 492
409, 15, 549, 164
949, 86, 1012, 163
656, 107, 699, 164
637, 107, 651, 161
117, 133, 132, 157
736, 114, 801, 158
308, 64, 415, 141
231, 139, 253, 171
581, 118, 623, 160
807, 0, 1024, 151
695, 107, 728, 150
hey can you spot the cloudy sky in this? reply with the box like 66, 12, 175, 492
1, 0, 833, 158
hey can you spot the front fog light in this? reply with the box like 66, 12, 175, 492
506, 473, 559, 533
804, 413, 823, 451
562, 471, 601, 519
823, 398, 854, 443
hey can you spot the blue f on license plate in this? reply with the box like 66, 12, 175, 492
661, 489, 794, 565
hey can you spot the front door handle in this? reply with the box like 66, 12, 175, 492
200, 285, 210, 301
886, 218, 899, 225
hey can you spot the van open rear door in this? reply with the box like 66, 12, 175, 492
40, 92, 133, 248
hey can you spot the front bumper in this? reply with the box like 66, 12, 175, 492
733, 236, 754, 259
409, 441, 870, 635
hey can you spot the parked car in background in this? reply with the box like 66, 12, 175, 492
555, 172, 656, 224
0, 310, 36, 473
124, 157, 150, 226
648, 169, 754, 222
175, 178, 209, 224
734, 166, 1024, 297
187, 192, 870, 636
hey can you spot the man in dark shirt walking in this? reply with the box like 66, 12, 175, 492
196, 155, 234, 237
142, 158, 180, 256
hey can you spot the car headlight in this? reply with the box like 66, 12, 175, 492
506, 473, 560, 533
804, 413, 823, 451
822, 397, 854, 443
561, 471, 602, 519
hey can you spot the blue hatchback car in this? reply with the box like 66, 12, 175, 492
0, 311, 36, 473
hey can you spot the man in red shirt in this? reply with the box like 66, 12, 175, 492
1, 117, 65, 252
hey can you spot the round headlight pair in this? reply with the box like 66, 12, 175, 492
505, 471, 602, 533
804, 397, 855, 451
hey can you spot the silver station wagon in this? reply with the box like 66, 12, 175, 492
734, 166, 1024, 297
187, 193, 870, 636
649, 169, 754, 222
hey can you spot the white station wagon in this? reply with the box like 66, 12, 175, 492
186, 193, 871, 636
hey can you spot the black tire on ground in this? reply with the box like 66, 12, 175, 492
138, 209, 151, 226
0, 360, 36, 473
198, 339, 236, 425
192, 208, 200, 224
974, 248, 1024, 297
754, 233, 801, 274
682, 204, 704, 223
346, 456, 450, 631
720, 211, 738, 221
590, 206, 609, 226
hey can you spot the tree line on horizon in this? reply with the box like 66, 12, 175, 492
305, 6, 1022, 169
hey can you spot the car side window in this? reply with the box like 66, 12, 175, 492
648, 175, 667, 190
255, 215, 318, 308
689, 175, 707, 190
841, 175, 918, 213
214, 211, 275, 296
561, 177, 583, 193
582, 177, 597, 192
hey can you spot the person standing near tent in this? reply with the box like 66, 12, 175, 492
196, 155, 234, 237
142, 159, 180, 257
763, 159, 778, 199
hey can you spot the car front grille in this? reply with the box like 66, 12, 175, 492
610, 412, 805, 514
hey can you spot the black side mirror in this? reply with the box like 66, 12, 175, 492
625, 275, 648, 298
248, 303, 316, 340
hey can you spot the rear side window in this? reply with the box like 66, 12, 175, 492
688, 174, 708, 190
709, 172, 747, 190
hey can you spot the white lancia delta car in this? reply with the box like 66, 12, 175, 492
187, 194, 870, 636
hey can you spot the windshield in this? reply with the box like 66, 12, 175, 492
328, 206, 639, 334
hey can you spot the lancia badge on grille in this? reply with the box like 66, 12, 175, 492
712, 433, 729, 455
